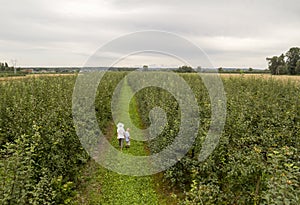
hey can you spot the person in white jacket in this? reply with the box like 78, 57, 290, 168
117, 123, 125, 151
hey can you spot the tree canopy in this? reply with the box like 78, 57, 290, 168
286, 47, 300, 75
267, 47, 300, 75
176, 65, 195, 73
0, 61, 12, 71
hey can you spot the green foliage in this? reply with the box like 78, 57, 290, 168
0, 62, 15, 72
296, 61, 300, 74
286, 47, 300, 75
1, 72, 300, 204
129, 73, 300, 204
267, 47, 300, 75
181, 180, 220, 205
176, 65, 195, 73
143, 65, 149, 71
262, 146, 300, 204
0, 77, 87, 204
0, 73, 126, 204
266, 54, 286, 75
0, 72, 26, 77
0, 128, 56, 204
75, 76, 159, 205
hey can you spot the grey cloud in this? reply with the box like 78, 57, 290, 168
0, 0, 299, 67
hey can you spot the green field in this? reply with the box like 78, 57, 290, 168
0, 72, 299, 204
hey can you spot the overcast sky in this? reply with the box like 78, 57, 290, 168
0, 0, 299, 68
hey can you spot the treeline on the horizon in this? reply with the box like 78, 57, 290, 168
0, 62, 21, 72
18, 66, 269, 73
0, 62, 12, 71
175, 65, 269, 74
0, 62, 25, 77
267, 47, 300, 75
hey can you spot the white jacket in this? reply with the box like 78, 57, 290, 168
117, 127, 125, 139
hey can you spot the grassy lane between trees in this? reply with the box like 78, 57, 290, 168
75, 77, 160, 205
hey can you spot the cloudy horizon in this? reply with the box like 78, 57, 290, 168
0, 0, 299, 68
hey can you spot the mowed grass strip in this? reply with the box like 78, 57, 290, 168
76, 78, 158, 205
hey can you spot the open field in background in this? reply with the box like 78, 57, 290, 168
1, 72, 300, 83
0, 72, 299, 204
0, 73, 76, 81
1, 71, 300, 79
220, 73, 300, 81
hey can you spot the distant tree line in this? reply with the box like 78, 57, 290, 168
0, 61, 20, 72
267, 47, 300, 75
176, 66, 269, 74
176, 65, 196, 73
0, 62, 10, 71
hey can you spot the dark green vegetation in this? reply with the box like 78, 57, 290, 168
0, 73, 124, 204
0, 61, 23, 77
129, 73, 300, 204
267, 47, 300, 75
0, 62, 12, 72
0, 72, 26, 78
176, 65, 196, 73
1, 72, 299, 204
0, 76, 85, 204
176, 65, 269, 74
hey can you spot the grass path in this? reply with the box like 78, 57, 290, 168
76, 78, 159, 205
